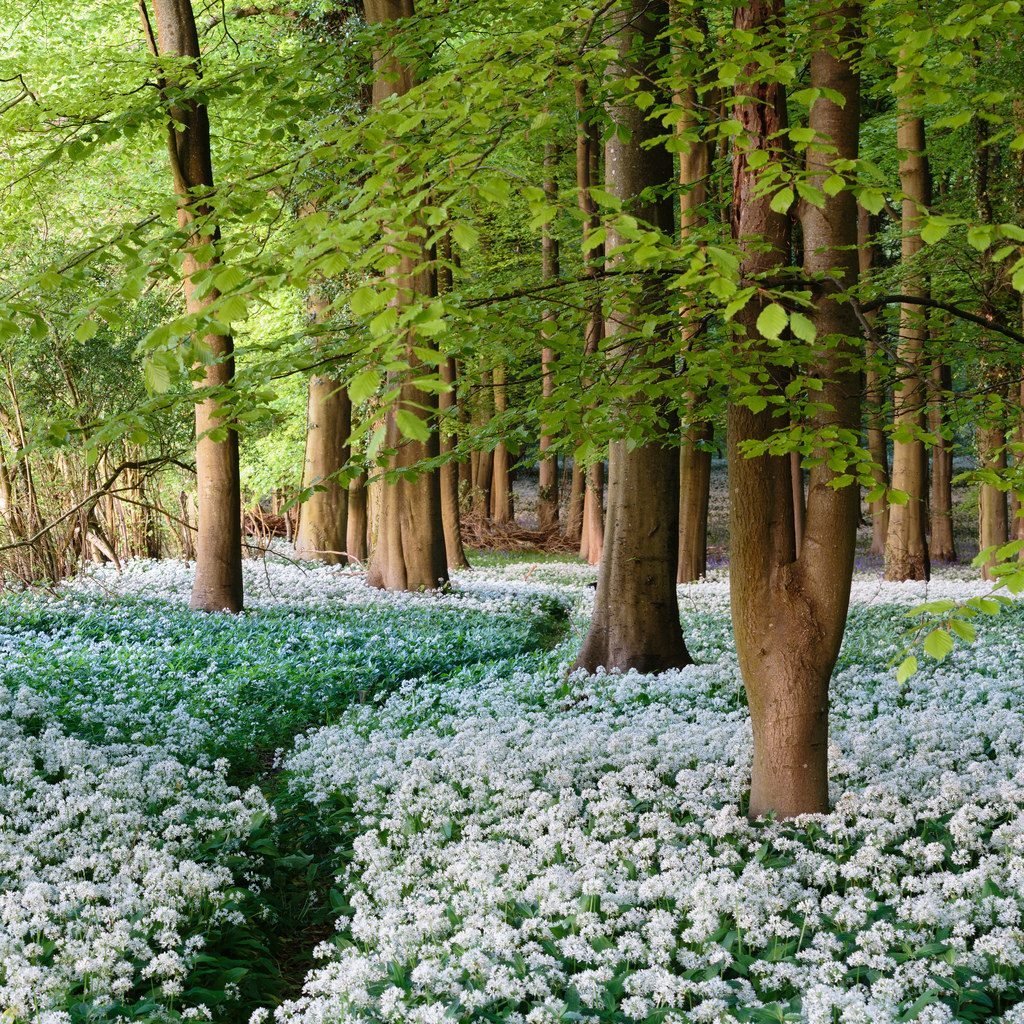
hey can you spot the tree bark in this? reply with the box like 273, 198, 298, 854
730, 0, 861, 819
678, 421, 712, 581
364, 0, 448, 591
565, 460, 584, 544
347, 471, 369, 563
674, 36, 715, 584
929, 360, 957, 562
884, 64, 930, 581
575, 77, 605, 567
439, 356, 469, 567
490, 364, 513, 524
436, 238, 469, 568
144, 0, 243, 612
538, 142, 561, 531
295, 289, 351, 565
574, 0, 691, 675
857, 206, 889, 555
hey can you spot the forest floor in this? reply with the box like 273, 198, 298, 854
4, 552, 1024, 1023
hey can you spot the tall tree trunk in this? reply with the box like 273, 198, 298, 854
439, 356, 469, 567
143, 0, 243, 612
436, 237, 469, 568
857, 206, 889, 556
730, 0, 861, 819
884, 64, 930, 581
347, 471, 369, 563
538, 141, 561, 532
929, 359, 957, 561
490, 364, 513, 524
576, 78, 605, 567
678, 421, 712, 581
674, 31, 715, 584
574, 0, 690, 674
565, 460, 584, 544
295, 289, 351, 565
364, 0, 448, 591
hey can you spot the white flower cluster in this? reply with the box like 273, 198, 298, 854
269, 566, 1024, 1024
0, 683, 269, 1021
64, 558, 574, 616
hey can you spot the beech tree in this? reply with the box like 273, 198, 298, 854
729, 0, 861, 818
294, 288, 351, 565
363, 0, 448, 592
143, 0, 243, 612
574, 0, 691, 675
884, 71, 931, 582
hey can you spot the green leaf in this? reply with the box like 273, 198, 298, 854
451, 222, 479, 249
920, 218, 951, 245
756, 303, 788, 340
350, 286, 384, 316
74, 319, 99, 343
789, 312, 816, 342
348, 369, 381, 404
923, 628, 954, 661
769, 187, 795, 214
395, 409, 431, 442
896, 655, 918, 685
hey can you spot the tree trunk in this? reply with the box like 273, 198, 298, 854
538, 142, 561, 532
979, 410, 1008, 579
364, 0, 448, 592
439, 356, 469, 567
574, 0, 690, 675
565, 460, 584, 544
730, 0, 861, 819
674, 39, 715, 584
347, 471, 369, 563
144, 0, 243, 612
575, 77, 605, 566
490, 364, 513, 524
678, 421, 712, 581
929, 360, 956, 562
295, 289, 351, 565
857, 206, 890, 556
436, 238, 469, 568
579, 463, 604, 566
884, 65, 930, 581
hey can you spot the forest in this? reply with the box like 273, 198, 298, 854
3, 0, 1024, 1020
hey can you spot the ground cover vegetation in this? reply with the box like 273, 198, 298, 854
5, 0, 1024, 1019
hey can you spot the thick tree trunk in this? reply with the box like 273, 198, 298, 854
929, 360, 957, 562
145, 0, 242, 612
574, 0, 690, 675
579, 462, 604, 566
730, 0, 861, 819
364, 0, 448, 591
295, 291, 351, 565
884, 67, 930, 581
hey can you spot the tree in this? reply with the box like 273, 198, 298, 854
729, 0, 861, 818
364, 0, 449, 592
674, 13, 715, 585
143, 0, 243, 612
574, 0, 691, 676
884, 65, 931, 582
537, 140, 560, 532
294, 287, 351, 565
